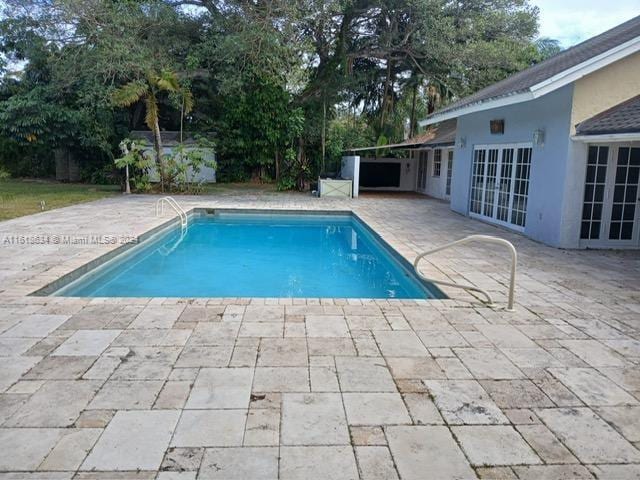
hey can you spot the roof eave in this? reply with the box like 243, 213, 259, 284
419, 35, 640, 127
572, 132, 640, 142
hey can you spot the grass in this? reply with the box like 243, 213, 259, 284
0, 179, 120, 221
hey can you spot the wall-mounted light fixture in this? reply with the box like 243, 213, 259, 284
533, 128, 545, 147
459, 137, 467, 149
406, 162, 411, 173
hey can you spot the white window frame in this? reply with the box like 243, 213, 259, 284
433, 149, 442, 177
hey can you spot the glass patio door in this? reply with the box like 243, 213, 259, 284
445, 150, 454, 198
581, 145, 640, 246
470, 144, 532, 231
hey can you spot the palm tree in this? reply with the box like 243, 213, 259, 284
112, 70, 193, 192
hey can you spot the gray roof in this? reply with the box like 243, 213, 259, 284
420, 119, 456, 147
429, 15, 640, 119
576, 96, 640, 135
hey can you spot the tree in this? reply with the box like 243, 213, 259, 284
112, 70, 192, 191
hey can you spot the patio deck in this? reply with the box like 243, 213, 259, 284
0, 190, 639, 479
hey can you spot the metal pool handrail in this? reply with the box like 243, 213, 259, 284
413, 235, 517, 311
155, 196, 188, 234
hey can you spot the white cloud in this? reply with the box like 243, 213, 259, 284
532, 0, 640, 46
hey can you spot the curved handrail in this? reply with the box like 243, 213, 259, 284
413, 235, 517, 311
155, 196, 188, 233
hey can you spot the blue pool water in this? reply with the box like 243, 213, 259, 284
56, 212, 442, 299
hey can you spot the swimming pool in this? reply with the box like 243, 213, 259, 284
51, 211, 443, 299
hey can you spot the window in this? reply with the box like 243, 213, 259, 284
433, 149, 442, 177
446, 150, 453, 196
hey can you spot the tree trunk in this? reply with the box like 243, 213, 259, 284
380, 58, 393, 131
321, 97, 326, 174
275, 148, 280, 182
409, 82, 418, 138
124, 165, 131, 194
152, 118, 165, 193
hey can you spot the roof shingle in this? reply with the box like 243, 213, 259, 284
429, 15, 640, 119
575, 95, 640, 135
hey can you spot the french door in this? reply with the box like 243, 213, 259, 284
470, 144, 532, 231
580, 145, 640, 247
445, 150, 454, 198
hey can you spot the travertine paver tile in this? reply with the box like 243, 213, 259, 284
335, 357, 396, 392
594, 406, 640, 442
532, 373, 584, 407
599, 367, 640, 394
604, 338, 640, 357
88, 380, 164, 410
1, 314, 69, 338
185, 367, 253, 409
244, 408, 279, 446
160, 447, 204, 472
476, 466, 518, 479
52, 330, 121, 356
0, 355, 42, 391
5, 380, 100, 427
74, 409, 114, 428
112, 329, 191, 347
252, 367, 309, 392
83, 355, 122, 380
280, 446, 358, 480
0, 428, 65, 470
355, 446, 399, 480
154, 381, 191, 409
310, 366, 340, 391
350, 426, 387, 445
480, 380, 555, 408
157, 472, 197, 480
501, 347, 564, 369
455, 348, 524, 379
559, 340, 626, 367
373, 331, 428, 357
243, 305, 284, 322
435, 357, 473, 379
198, 447, 278, 479
238, 322, 283, 338
307, 337, 356, 356
186, 323, 239, 345
588, 464, 640, 479
475, 324, 537, 348
178, 306, 223, 323
402, 393, 444, 424
305, 315, 350, 337
512, 465, 595, 479
174, 345, 233, 368
343, 393, 411, 425
386, 356, 446, 379
129, 305, 184, 329
170, 409, 246, 447
257, 338, 307, 366
515, 424, 578, 464
425, 380, 508, 424
24, 356, 95, 380
0, 393, 28, 424
537, 407, 640, 463
345, 315, 390, 330
417, 330, 469, 348
548, 368, 639, 406
386, 426, 475, 480
82, 410, 179, 471
453, 425, 541, 466
0, 336, 39, 356
39, 428, 102, 471
281, 393, 349, 445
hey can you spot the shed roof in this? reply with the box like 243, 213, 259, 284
576, 95, 640, 136
420, 15, 640, 126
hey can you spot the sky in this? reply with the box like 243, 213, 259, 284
533, 0, 640, 47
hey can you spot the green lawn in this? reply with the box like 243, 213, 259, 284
0, 179, 120, 221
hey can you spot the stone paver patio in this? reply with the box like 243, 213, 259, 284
0, 190, 639, 479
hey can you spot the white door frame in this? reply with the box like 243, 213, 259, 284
579, 143, 640, 248
469, 143, 533, 232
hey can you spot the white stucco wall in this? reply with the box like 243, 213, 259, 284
340, 156, 361, 197
413, 148, 452, 200
451, 85, 576, 247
